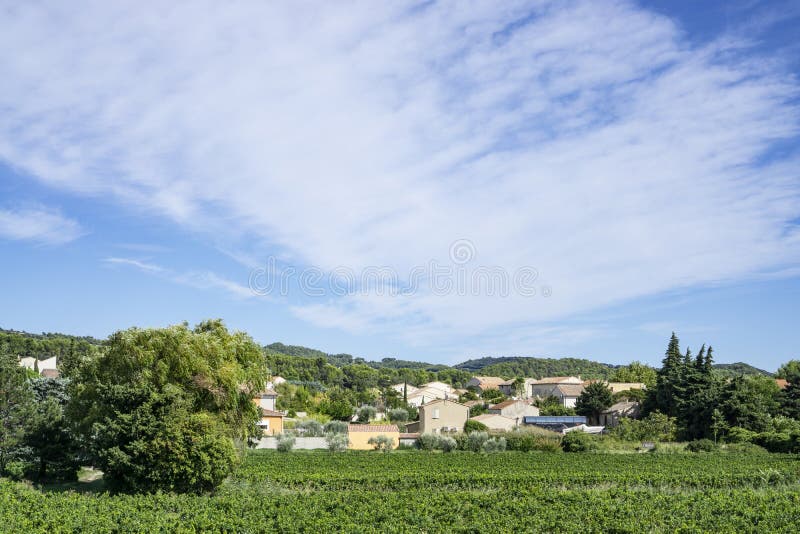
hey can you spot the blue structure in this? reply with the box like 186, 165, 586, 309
522, 416, 587, 431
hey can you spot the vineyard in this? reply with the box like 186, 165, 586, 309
2, 451, 800, 532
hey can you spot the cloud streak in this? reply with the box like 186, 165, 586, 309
2, 1, 799, 352
0, 206, 84, 245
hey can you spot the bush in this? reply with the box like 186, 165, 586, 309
3, 461, 26, 481
438, 436, 458, 453
276, 434, 296, 452
387, 408, 409, 423
504, 431, 561, 453
464, 419, 489, 433
356, 406, 377, 424
418, 433, 440, 451
561, 430, 597, 452
323, 420, 348, 435
367, 435, 395, 452
723, 442, 768, 454
465, 431, 489, 452
685, 439, 717, 453
325, 433, 349, 452
727, 426, 757, 444
296, 420, 324, 437
482, 437, 507, 453
752, 431, 800, 453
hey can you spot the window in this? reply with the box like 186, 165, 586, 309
433, 408, 440, 419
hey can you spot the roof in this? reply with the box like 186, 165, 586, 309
775, 379, 789, 390
260, 409, 284, 417
419, 398, 468, 409
552, 384, 585, 397
601, 401, 639, 414
462, 400, 484, 407
257, 389, 278, 396
489, 399, 526, 410
535, 376, 582, 384
40, 369, 61, 379
471, 376, 506, 388
348, 424, 400, 433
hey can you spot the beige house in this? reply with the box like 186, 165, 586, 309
406, 399, 469, 434
599, 401, 640, 427
488, 399, 540, 421
467, 376, 506, 392
584, 381, 646, 394
528, 377, 584, 403
257, 409, 285, 436
470, 413, 517, 431
254, 389, 278, 412
348, 424, 400, 450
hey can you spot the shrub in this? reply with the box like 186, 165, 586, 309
296, 420, 324, 437
325, 433, 349, 452
465, 431, 489, 452
561, 430, 596, 452
438, 436, 458, 453
482, 437, 507, 453
323, 420, 349, 435
685, 439, 717, 453
367, 435, 395, 452
727, 426, 757, 444
505, 431, 562, 453
387, 408, 409, 423
752, 431, 800, 453
464, 419, 489, 433
418, 433, 440, 451
356, 406, 377, 424
276, 434, 296, 452
3, 461, 26, 481
724, 442, 768, 454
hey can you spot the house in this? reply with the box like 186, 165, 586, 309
467, 376, 506, 393
599, 401, 640, 427
775, 379, 789, 390
254, 389, 278, 412
529, 378, 585, 407
498, 378, 539, 398
406, 399, 469, 434
488, 399, 540, 421
398, 433, 420, 447
470, 413, 517, 431
266, 376, 286, 390
348, 424, 400, 450
19, 355, 58, 375
257, 409, 284, 436
390, 383, 419, 396
406, 382, 455, 408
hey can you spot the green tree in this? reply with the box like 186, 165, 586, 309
24, 378, 80, 481
775, 360, 800, 380
575, 381, 613, 424
69, 320, 267, 493
610, 361, 657, 388
720, 375, 780, 432
0, 354, 34, 475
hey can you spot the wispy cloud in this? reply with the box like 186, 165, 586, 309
103, 257, 256, 300
0, 206, 83, 245
2, 1, 799, 352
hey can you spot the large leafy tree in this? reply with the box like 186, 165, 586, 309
575, 381, 613, 424
610, 361, 657, 388
0, 354, 34, 475
720, 375, 780, 432
24, 377, 80, 481
779, 361, 800, 420
69, 320, 267, 493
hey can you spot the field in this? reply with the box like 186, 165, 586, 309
2, 451, 800, 532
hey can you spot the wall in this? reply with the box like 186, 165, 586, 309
256, 437, 328, 449
349, 431, 399, 450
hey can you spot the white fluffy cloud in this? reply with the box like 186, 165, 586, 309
0, 206, 83, 245
1, 1, 798, 348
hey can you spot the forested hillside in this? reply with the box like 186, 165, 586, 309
0, 329, 102, 377
456, 356, 620, 379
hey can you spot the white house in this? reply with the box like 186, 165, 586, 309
19, 356, 58, 375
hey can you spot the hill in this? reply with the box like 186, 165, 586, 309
712, 362, 773, 378
265, 342, 447, 371
455, 356, 620, 380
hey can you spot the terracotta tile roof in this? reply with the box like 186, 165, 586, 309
260, 409, 284, 417
348, 424, 400, 433
552, 384, 585, 397
775, 379, 789, 390
490, 399, 525, 410
472, 376, 506, 388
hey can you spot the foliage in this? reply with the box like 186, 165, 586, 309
0, 354, 34, 475
24, 378, 80, 481
0, 329, 102, 378
455, 356, 616, 380
325, 433, 349, 452
685, 439, 717, 453
367, 435, 395, 452
575, 381, 613, 424
610, 361, 657, 387
712, 362, 772, 378
535, 395, 575, 416
437, 436, 458, 452
613, 388, 646, 402
276, 434, 295, 452
481, 437, 507, 453
465, 431, 489, 452
386, 408, 409, 423
504, 430, 562, 452
295, 420, 325, 437
480, 388, 504, 402
323, 420, 349, 435
68, 321, 266, 493
610, 412, 677, 442
468, 403, 487, 417
463, 419, 489, 433
561, 431, 596, 452
356, 405, 377, 424
775, 360, 800, 380
719, 375, 780, 432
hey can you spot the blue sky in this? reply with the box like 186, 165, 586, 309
1, 0, 798, 370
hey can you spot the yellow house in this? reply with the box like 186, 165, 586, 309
258, 408, 284, 436
348, 424, 400, 450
